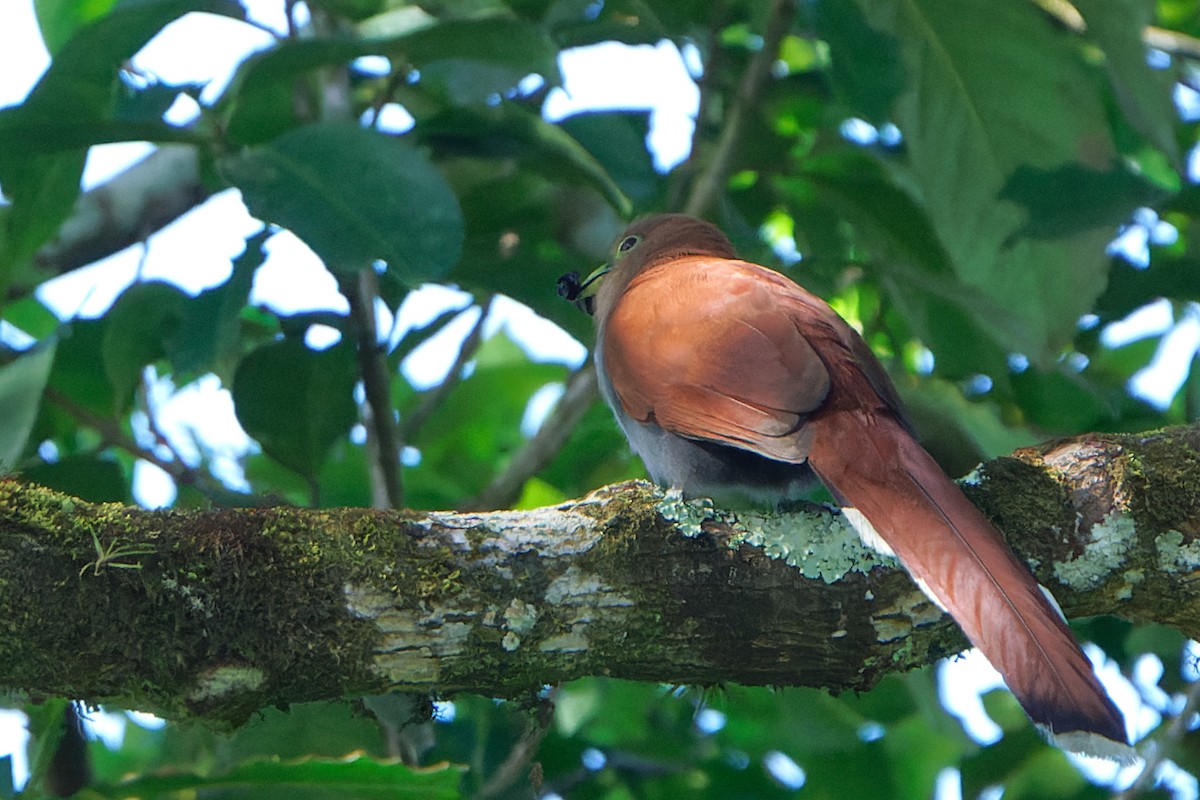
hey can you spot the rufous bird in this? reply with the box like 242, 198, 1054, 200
559, 213, 1130, 760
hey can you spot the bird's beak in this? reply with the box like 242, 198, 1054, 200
557, 263, 611, 316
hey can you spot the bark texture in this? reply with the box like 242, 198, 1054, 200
1, 425, 1198, 727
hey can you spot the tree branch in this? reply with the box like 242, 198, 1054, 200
344, 270, 404, 509
683, 0, 795, 218
43, 386, 222, 498
2, 425, 1198, 728
397, 296, 494, 445
30, 146, 209, 286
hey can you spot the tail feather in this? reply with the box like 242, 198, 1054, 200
808, 409, 1129, 756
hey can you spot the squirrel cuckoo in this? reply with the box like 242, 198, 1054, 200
559, 213, 1130, 760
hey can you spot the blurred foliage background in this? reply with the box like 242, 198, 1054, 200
2, 0, 1200, 796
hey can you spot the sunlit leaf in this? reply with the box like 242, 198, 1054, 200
855, 0, 1121, 364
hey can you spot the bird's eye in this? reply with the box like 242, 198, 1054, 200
618, 235, 640, 253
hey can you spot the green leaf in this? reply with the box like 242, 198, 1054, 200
19, 0, 243, 119
222, 122, 464, 280
307, 0, 385, 22
219, 18, 560, 144
101, 281, 188, 408
793, 151, 952, 277
1095, 255, 1200, 322
0, 108, 204, 156
558, 111, 658, 207
0, 341, 57, 471
999, 162, 1162, 239
422, 104, 633, 216
897, 377, 1036, 478
46, 318, 118, 418
223, 702, 387, 763
784, 151, 1017, 377
816, 0, 906, 123
174, 230, 268, 378
220, 38, 369, 145
397, 17, 562, 104
0, 150, 86, 292
22, 454, 128, 502
88, 754, 465, 799
1, 296, 60, 339
1011, 367, 1114, 433
0, 755, 12, 800
857, 0, 1119, 364
1073, 0, 1180, 166
34, 0, 120, 54
407, 331, 566, 508
232, 338, 359, 479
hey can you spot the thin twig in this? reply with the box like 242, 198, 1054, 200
43, 387, 219, 496
366, 67, 411, 129
1030, 0, 1200, 60
475, 692, 557, 799
667, 3, 729, 212
464, 364, 598, 512
683, 0, 795, 217
140, 372, 196, 471
344, 271, 405, 509
1145, 27, 1200, 60
1115, 677, 1200, 798
397, 295, 495, 446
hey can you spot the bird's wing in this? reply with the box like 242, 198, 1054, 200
601, 257, 836, 462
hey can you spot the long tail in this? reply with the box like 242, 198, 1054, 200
808, 409, 1130, 759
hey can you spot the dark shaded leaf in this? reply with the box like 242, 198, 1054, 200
857, 0, 1117, 364
45, 318, 117, 418
101, 281, 188, 408
406, 332, 566, 508
422, 103, 633, 216
173, 230, 268, 378
22, 454, 127, 502
223, 122, 464, 280
33, 0, 119, 54
1010, 367, 1115, 433
1000, 162, 1162, 239
814, 0, 905, 124
559, 111, 659, 207
1074, 0, 1180, 166
89, 754, 464, 799
1095, 254, 1200, 322
220, 18, 560, 144
232, 338, 358, 479
0, 0, 242, 285
0, 151, 86, 290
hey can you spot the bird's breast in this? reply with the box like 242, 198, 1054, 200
594, 342, 817, 506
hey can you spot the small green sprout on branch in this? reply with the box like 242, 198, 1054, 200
80, 531, 155, 577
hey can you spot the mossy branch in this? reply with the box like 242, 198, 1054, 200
1, 425, 1198, 728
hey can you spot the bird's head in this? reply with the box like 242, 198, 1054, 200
558, 214, 737, 318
